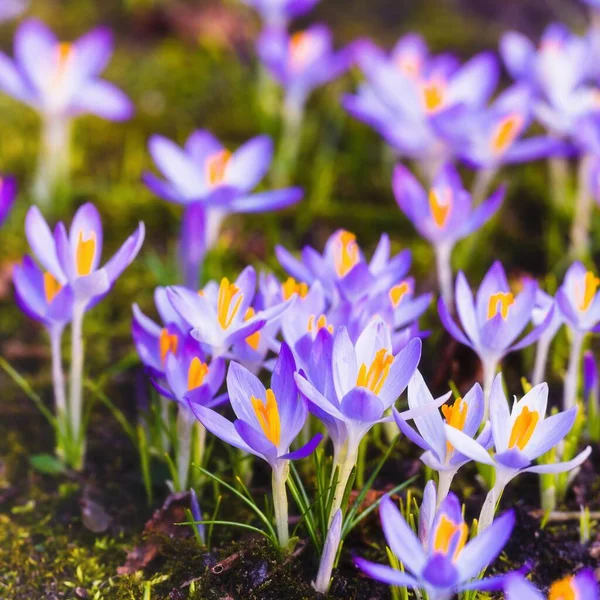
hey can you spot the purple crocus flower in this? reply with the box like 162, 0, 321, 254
143, 131, 302, 287
242, 0, 320, 29
504, 570, 598, 600
188, 343, 322, 546
439, 261, 549, 416
445, 374, 592, 531
167, 266, 290, 358
355, 492, 516, 600
394, 371, 491, 505
0, 175, 17, 227
0, 0, 28, 22
556, 262, 600, 409
257, 24, 352, 113
393, 162, 504, 306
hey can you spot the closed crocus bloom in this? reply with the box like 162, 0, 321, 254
355, 492, 516, 600
393, 162, 504, 306
445, 374, 592, 532
439, 261, 550, 416
0, 175, 17, 226
188, 344, 322, 547
504, 570, 599, 600
394, 371, 491, 505
556, 262, 600, 409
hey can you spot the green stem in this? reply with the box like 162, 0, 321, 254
272, 461, 290, 547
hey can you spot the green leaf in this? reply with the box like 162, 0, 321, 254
29, 453, 66, 475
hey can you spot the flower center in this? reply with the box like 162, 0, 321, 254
487, 292, 515, 320
548, 575, 578, 600
52, 42, 73, 88
395, 54, 421, 79
44, 272, 62, 303
577, 271, 600, 312
281, 277, 308, 300
76, 231, 96, 277
187, 357, 209, 390
307, 314, 333, 334
421, 79, 446, 113
442, 397, 467, 454
433, 515, 468, 562
289, 31, 315, 70
217, 278, 243, 329
244, 307, 261, 350
429, 187, 452, 228
251, 389, 281, 446
159, 328, 178, 365
334, 230, 359, 277
205, 149, 231, 188
508, 406, 539, 450
356, 348, 394, 395
490, 113, 524, 155
389, 281, 410, 308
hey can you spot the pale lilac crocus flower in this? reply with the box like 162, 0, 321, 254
504, 569, 598, 600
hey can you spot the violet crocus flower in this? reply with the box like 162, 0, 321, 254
439, 261, 550, 416
0, 175, 17, 226
393, 162, 504, 306
504, 570, 598, 600
143, 131, 302, 287
0, 20, 133, 203
167, 266, 290, 359
0, 0, 28, 22
242, 0, 320, 29
355, 492, 516, 600
394, 371, 491, 505
23, 203, 144, 466
445, 374, 592, 532
556, 262, 600, 409
294, 318, 423, 522
188, 343, 322, 546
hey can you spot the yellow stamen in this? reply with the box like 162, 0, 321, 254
244, 307, 261, 350
307, 314, 333, 334
508, 406, 539, 450
442, 397, 467, 454
76, 231, 96, 277
159, 328, 178, 366
549, 575, 578, 600
389, 281, 410, 308
289, 31, 313, 69
251, 389, 281, 446
356, 348, 394, 395
217, 278, 243, 329
421, 80, 445, 113
52, 42, 73, 87
433, 515, 468, 561
334, 230, 359, 277
491, 113, 524, 155
577, 271, 600, 312
44, 272, 62, 303
487, 292, 515, 320
205, 149, 231, 188
429, 188, 452, 228
187, 357, 209, 390
281, 277, 308, 300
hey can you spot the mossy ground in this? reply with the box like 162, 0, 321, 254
0, 0, 599, 598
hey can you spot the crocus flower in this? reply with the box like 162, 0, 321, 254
294, 318, 423, 521
556, 262, 600, 409
355, 492, 516, 600
188, 343, 322, 546
0, 175, 17, 226
242, 0, 320, 29
167, 266, 290, 358
143, 131, 302, 287
312, 509, 342, 594
504, 570, 599, 600
0, 0, 28, 22
393, 162, 504, 306
394, 371, 491, 505
438, 261, 549, 415
445, 374, 592, 532
0, 20, 133, 203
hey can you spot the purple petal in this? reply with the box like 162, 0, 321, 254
103, 222, 145, 284
225, 135, 273, 192
503, 574, 544, 600
226, 361, 267, 426
444, 424, 495, 465
500, 31, 535, 80
280, 432, 323, 460
25, 206, 66, 282
393, 407, 433, 453
14, 19, 57, 93
354, 558, 420, 588
379, 337, 422, 409
69, 202, 103, 274
72, 80, 133, 121
234, 419, 277, 464
227, 187, 303, 213
340, 387, 384, 422
524, 445, 592, 474
438, 297, 473, 348
72, 27, 113, 78
524, 407, 576, 459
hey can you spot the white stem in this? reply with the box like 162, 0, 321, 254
328, 440, 359, 525
272, 96, 304, 188
564, 330, 584, 411
176, 408, 193, 491
33, 115, 71, 206
193, 420, 207, 470
69, 303, 85, 447
50, 327, 67, 422
478, 480, 505, 533
313, 509, 342, 594
570, 154, 593, 257
436, 469, 457, 507
434, 243, 454, 309
272, 461, 290, 547
482, 358, 499, 421
532, 335, 552, 386
472, 167, 497, 206
548, 156, 569, 208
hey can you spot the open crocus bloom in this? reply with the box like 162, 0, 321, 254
0, 0, 28, 23
0, 19, 132, 120
167, 266, 290, 357
355, 492, 515, 600
504, 570, 599, 600
0, 175, 17, 226
556, 262, 600, 333
188, 343, 321, 469
24, 203, 145, 310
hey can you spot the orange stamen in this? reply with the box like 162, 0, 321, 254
217, 278, 243, 329
508, 406, 539, 450
44, 272, 62, 303
549, 575, 578, 600
205, 150, 231, 188
577, 271, 600, 312
491, 113, 524, 155
281, 277, 308, 300
421, 80, 445, 113
433, 515, 468, 561
429, 188, 452, 228
159, 328, 178, 366
244, 307, 261, 350
307, 314, 333, 334
487, 292, 515, 320
442, 397, 467, 454
389, 281, 410, 308
76, 231, 96, 277
289, 31, 313, 69
187, 357, 209, 390
334, 230, 359, 277
356, 348, 394, 395
251, 389, 281, 446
